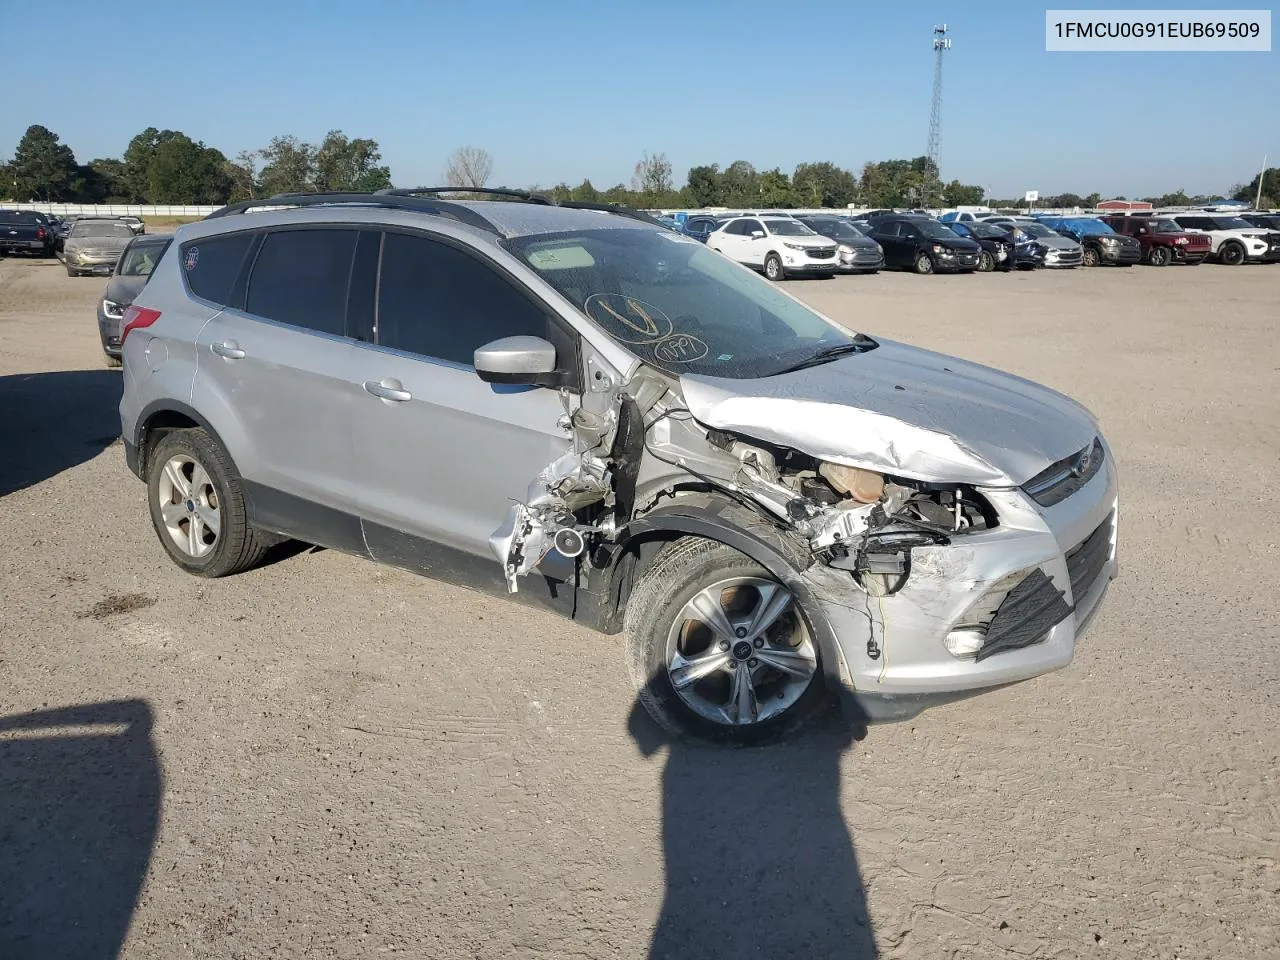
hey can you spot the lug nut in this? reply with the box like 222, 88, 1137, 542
748, 658, 759, 669
726, 661, 737, 670
753, 637, 764, 648
718, 641, 730, 652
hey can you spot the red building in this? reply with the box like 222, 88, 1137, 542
1096, 199, 1153, 211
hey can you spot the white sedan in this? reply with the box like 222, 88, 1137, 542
708, 216, 838, 280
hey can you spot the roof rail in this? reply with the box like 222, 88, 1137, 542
557, 201, 668, 227
204, 191, 502, 235
378, 186, 555, 205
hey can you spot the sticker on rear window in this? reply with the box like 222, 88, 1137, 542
184, 247, 199, 271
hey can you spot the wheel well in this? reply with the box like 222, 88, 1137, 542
137, 410, 200, 476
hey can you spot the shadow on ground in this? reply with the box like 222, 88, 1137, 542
0, 700, 161, 960
0, 369, 123, 496
631, 704, 877, 959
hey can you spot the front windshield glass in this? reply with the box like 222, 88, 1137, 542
967, 222, 1006, 239
915, 220, 959, 240
1212, 217, 1253, 230
1149, 219, 1182, 234
810, 219, 865, 240
1019, 223, 1056, 238
119, 241, 170, 276
506, 228, 857, 379
72, 221, 135, 239
763, 220, 816, 237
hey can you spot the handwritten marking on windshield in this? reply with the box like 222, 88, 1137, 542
654, 335, 709, 364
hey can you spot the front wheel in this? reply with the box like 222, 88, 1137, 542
914, 252, 935, 275
978, 251, 994, 272
625, 538, 826, 744
1147, 246, 1171, 267
146, 428, 271, 578
1082, 246, 1100, 267
1219, 241, 1245, 266
764, 253, 785, 281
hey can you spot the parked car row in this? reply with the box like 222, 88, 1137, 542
659, 207, 1280, 280
0, 210, 146, 270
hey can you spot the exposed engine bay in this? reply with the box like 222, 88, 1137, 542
488, 372, 995, 596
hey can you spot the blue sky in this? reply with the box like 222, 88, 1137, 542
2, 0, 1275, 198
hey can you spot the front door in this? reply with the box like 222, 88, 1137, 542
348, 230, 573, 560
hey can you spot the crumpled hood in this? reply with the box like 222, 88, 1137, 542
680, 338, 1098, 487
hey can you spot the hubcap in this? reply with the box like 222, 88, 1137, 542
665, 577, 817, 727
156, 455, 220, 558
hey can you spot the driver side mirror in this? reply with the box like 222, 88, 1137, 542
474, 335, 560, 387
750, 230, 765, 239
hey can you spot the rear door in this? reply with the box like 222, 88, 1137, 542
874, 221, 906, 265
347, 229, 572, 558
740, 219, 768, 265
191, 226, 372, 547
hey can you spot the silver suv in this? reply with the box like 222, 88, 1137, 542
119, 189, 1118, 744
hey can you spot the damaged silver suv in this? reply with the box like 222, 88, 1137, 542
118, 189, 1118, 744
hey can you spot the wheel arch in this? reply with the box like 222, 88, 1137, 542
586, 493, 849, 700
131, 400, 232, 481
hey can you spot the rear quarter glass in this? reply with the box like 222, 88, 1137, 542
180, 232, 255, 306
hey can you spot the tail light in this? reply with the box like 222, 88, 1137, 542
36, 227, 46, 240
121, 305, 161, 344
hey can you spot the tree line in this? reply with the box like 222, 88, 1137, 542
2, 124, 1273, 210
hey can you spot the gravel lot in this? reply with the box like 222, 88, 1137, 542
1, 250, 1277, 960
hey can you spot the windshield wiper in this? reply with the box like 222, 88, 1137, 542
775, 336, 876, 374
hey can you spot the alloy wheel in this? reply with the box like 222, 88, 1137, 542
664, 577, 817, 726
156, 454, 220, 558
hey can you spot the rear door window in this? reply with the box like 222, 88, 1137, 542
180, 232, 254, 307
244, 229, 359, 337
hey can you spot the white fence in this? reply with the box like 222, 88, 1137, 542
3, 203, 220, 218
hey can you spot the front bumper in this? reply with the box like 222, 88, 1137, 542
781, 259, 838, 274
934, 252, 981, 272
1099, 243, 1142, 265
810, 444, 1119, 719
1178, 245, 1211, 263
68, 253, 121, 274
1043, 247, 1083, 268
96, 307, 122, 357
837, 248, 884, 273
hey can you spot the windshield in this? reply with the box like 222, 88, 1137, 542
807, 219, 864, 241
763, 220, 816, 237
1212, 216, 1254, 230
967, 222, 1007, 239
1019, 223, 1056, 238
118, 241, 170, 276
0, 210, 42, 224
71, 221, 135, 239
1148, 219, 1182, 234
505, 228, 857, 379
915, 220, 960, 240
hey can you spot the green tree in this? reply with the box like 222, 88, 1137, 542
225, 150, 258, 202
569, 179, 599, 202
314, 130, 392, 192
757, 168, 794, 207
122, 127, 185, 202
1234, 167, 1279, 207
632, 151, 673, 196
686, 164, 722, 207
1084, 192, 1101, 207
942, 180, 985, 206
602, 183, 630, 204
146, 135, 230, 203
792, 161, 857, 208
257, 135, 316, 195
719, 161, 759, 206
8, 125, 79, 201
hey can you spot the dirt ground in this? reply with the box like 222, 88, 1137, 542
1, 249, 1277, 960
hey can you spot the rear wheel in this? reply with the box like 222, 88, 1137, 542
146, 428, 271, 578
764, 253, 785, 281
1082, 246, 1100, 267
1219, 241, 1245, 265
625, 538, 826, 744
1147, 245, 1171, 266
914, 252, 935, 275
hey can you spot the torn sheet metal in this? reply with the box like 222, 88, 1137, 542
680, 338, 1097, 487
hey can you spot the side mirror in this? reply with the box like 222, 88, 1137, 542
474, 335, 559, 386
750, 230, 765, 239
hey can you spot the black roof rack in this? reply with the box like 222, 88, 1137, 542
204, 191, 501, 235
557, 201, 667, 227
378, 186, 555, 205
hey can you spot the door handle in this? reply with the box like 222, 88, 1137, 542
363, 378, 412, 402
211, 340, 245, 359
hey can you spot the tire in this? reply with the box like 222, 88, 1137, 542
1219, 241, 1245, 266
764, 253, 785, 281
104, 353, 122, 368
1147, 246, 1170, 267
146, 428, 271, 578
65, 263, 78, 277
913, 252, 934, 275
625, 537, 826, 745
1082, 246, 1100, 267
978, 251, 994, 272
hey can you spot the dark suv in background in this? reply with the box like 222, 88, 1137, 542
865, 216, 981, 274
1036, 217, 1142, 267
1099, 215, 1211, 266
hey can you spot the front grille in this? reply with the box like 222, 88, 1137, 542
1065, 512, 1113, 603
1023, 438, 1105, 507
974, 569, 1071, 662
853, 248, 881, 261
807, 248, 835, 260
